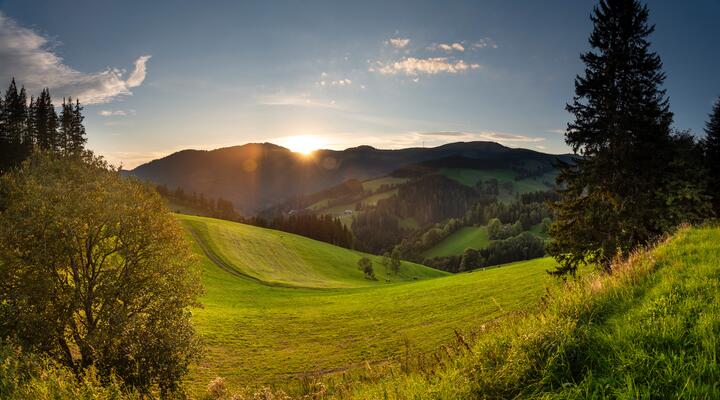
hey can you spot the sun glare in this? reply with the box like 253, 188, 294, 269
279, 135, 325, 155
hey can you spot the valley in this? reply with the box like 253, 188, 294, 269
178, 214, 558, 394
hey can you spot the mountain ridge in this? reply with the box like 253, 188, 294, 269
127, 141, 573, 214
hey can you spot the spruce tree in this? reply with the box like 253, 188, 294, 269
548, 0, 675, 275
0, 89, 7, 172
32, 88, 59, 151
1, 79, 31, 169
68, 99, 87, 154
59, 98, 74, 154
704, 97, 720, 213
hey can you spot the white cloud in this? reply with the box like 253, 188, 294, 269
473, 38, 498, 49
386, 37, 410, 49
546, 128, 566, 134
429, 42, 465, 52
370, 57, 480, 76
126, 55, 151, 87
417, 130, 545, 143
98, 109, 136, 117
0, 12, 151, 104
256, 93, 342, 109
317, 77, 353, 87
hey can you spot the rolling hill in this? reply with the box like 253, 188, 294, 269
345, 225, 720, 399
128, 142, 572, 214
177, 214, 559, 394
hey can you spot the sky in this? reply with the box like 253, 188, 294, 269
0, 0, 718, 168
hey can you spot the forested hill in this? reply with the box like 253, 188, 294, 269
127, 141, 572, 214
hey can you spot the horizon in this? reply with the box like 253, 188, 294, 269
129, 139, 573, 170
1, 0, 718, 167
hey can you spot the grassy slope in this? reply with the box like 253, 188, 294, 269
179, 214, 445, 289
422, 226, 490, 258
346, 225, 720, 399
179, 215, 557, 393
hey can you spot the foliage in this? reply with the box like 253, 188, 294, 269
0, 152, 203, 396
704, 97, 720, 213
549, 0, 710, 275
357, 257, 376, 280
0, 341, 141, 400
0, 80, 87, 173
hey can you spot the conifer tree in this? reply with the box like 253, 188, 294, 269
1, 79, 31, 169
548, 0, 677, 275
704, 97, 720, 213
0, 89, 7, 172
68, 98, 87, 154
32, 88, 59, 151
59, 97, 74, 154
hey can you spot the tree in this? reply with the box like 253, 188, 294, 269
357, 256, 376, 280
704, 97, 720, 213
390, 247, 402, 275
0, 79, 31, 171
381, 252, 391, 280
549, 0, 681, 275
31, 88, 59, 151
0, 152, 203, 396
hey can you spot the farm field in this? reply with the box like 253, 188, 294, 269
178, 215, 558, 394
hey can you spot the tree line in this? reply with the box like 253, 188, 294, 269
0, 79, 87, 172
156, 184, 242, 221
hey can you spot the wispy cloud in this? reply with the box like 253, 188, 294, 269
256, 93, 341, 109
98, 109, 136, 117
417, 130, 544, 143
316, 73, 353, 87
473, 38, 498, 49
428, 42, 465, 53
0, 12, 151, 104
126, 55, 151, 87
386, 37, 410, 49
546, 128, 566, 134
370, 57, 480, 76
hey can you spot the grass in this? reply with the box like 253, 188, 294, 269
422, 226, 490, 258
338, 225, 720, 399
178, 215, 558, 395
179, 214, 444, 288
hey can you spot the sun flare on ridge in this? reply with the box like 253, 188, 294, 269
277, 135, 326, 156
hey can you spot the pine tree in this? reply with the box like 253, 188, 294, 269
0, 88, 7, 172
1, 79, 31, 170
704, 97, 720, 213
68, 99, 87, 154
32, 88, 59, 151
548, 0, 676, 275
59, 97, 74, 154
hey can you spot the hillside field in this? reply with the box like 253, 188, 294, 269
346, 225, 720, 399
422, 226, 490, 258
177, 215, 558, 394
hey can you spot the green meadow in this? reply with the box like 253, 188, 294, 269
422, 226, 490, 258
345, 225, 720, 399
177, 215, 558, 393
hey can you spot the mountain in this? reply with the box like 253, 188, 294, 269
127, 141, 572, 214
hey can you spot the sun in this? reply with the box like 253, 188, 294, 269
279, 135, 325, 155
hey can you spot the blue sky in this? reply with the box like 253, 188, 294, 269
0, 0, 718, 167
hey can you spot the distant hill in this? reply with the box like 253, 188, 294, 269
128, 141, 573, 214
